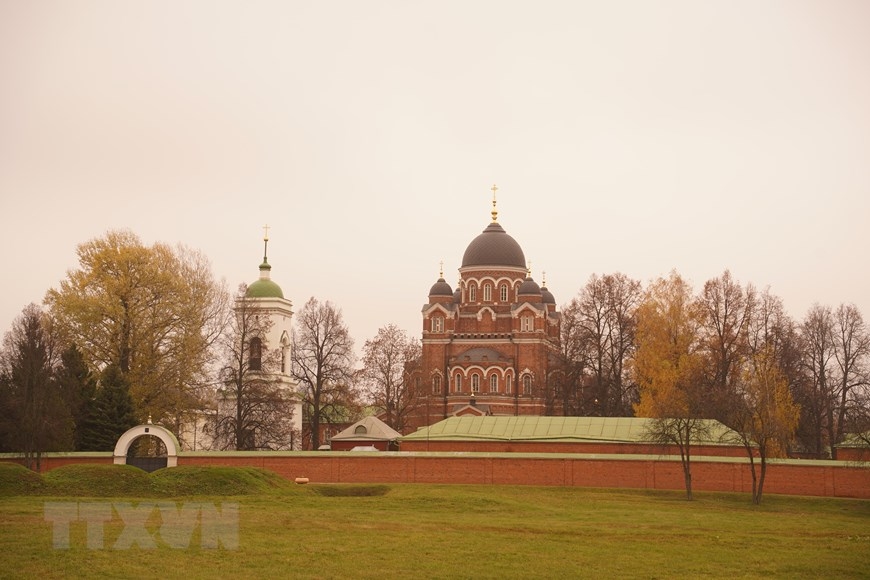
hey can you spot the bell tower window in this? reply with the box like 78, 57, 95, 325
249, 337, 262, 371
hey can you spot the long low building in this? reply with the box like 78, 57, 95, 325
399, 416, 747, 457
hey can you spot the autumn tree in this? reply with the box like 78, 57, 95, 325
210, 285, 297, 450
632, 272, 709, 500
827, 304, 870, 458
0, 304, 72, 468
560, 273, 641, 416
360, 324, 422, 433
729, 345, 800, 504
44, 230, 229, 423
292, 298, 358, 450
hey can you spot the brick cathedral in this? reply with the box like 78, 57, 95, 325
414, 188, 561, 429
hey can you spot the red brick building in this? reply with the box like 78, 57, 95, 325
412, 191, 561, 429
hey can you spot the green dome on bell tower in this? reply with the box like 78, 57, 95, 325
246, 225, 285, 299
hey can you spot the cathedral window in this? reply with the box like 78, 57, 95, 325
506, 375, 512, 394
431, 316, 443, 332
500, 284, 508, 302
523, 375, 532, 395
483, 284, 492, 302
432, 375, 441, 394
471, 373, 480, 393
455, 374, 462, 393
249, 337, 262, 371
490, 374, 498, 393
521, 315, 534, 332
469, 284, 477, 302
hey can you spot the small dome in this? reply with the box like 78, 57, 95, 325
453, 286, 461, 303
518, 276, 541, 296
247, 279, 284, 299
429, 277, 453, 297
461, 222, 526, 268
246, 260, 284, 299
541, 285, 555, 304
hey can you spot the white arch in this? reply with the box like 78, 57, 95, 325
113, 424, 180, 468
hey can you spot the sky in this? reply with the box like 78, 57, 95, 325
1, 1, 869, 361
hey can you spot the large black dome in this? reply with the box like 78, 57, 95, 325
461, 222, 526, 268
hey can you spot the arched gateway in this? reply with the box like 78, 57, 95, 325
113, 424, 180, 471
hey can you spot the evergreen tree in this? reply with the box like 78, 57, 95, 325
79, 364, 137, 451
55, 344, 98, 451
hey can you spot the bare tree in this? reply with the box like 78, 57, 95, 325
559, 273, 641, 416
792, 303, 870, 459
698, 270, 756, 422
361, 324, 421, 433
292, 298, 357, 450
210, 286, 296, 450
828, 304, 870, 458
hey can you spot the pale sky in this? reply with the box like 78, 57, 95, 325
1, 1, 869, 358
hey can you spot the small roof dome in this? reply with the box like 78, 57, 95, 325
541, 285, 555, 304
518, 275, 541, 296
461, 222, 526, 268
429, 277, 454, 297
246, 259, 284, 299
453, 286, 461, 303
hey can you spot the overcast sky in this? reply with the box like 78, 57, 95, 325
1, 1, 868, 359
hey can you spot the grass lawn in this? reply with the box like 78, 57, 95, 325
0, 464, 868, 579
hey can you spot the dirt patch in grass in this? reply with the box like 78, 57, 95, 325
310, 484, 391, 497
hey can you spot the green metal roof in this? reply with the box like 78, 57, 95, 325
401, 416, 736, 445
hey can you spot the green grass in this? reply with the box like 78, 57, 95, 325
0, 463, 868, 579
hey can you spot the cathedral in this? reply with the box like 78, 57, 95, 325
414, 188, 562, 429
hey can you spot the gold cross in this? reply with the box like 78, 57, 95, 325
439, 260, 444, 278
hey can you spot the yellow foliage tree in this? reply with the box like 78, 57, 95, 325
45, 230, 229, 426
633, 271, 709, 500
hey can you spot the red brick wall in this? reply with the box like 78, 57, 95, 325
2, 453, 867, 499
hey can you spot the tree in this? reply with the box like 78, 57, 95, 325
292, 298, 357, 450
44, 230, 229, 423
361, 324, 422, 433
697, 270, 756, 422
210, 285, 297, 450
793, 303, 869, 458
562, 273, 641, 416
54, 344, 97, 451
78, 364, 137, 452
632, 272, 708, 500
0, 304, 72, 468
729, 345, 800, 504
827, 304, 870, 458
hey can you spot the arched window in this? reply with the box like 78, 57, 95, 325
455, 374, 462, 393
483, 284, 492, 302
490, 374, 498, 393
523, 375, 532, 395
281, 335, 290, 374
506, 375, 512, 394
500, 284, 508, 302
354, 425, 368, 435
432, 375, 441, 394
431, 316, 443, 332
521, 315, 534, 332
469, 284, 477, 302
249, 337, 262, 371
471, 373, 480, 393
